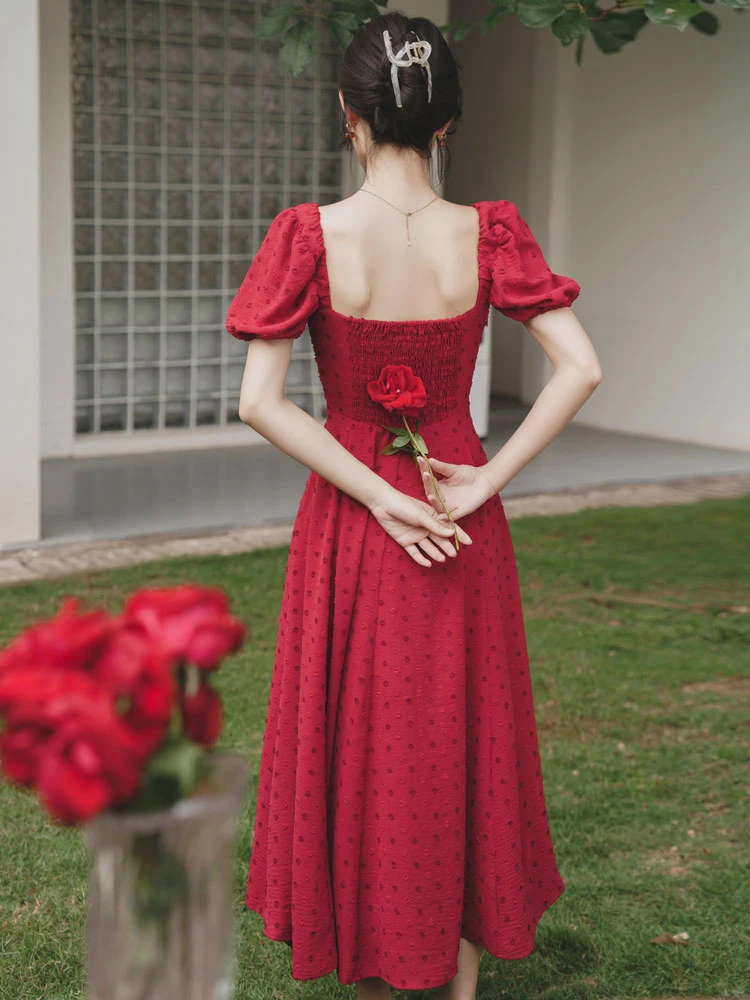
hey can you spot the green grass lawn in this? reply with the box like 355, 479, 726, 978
0, 496, 748, 1000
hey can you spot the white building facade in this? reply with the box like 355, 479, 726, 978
2, 0, 748, 548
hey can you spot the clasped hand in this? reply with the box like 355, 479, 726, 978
368, 457, 497, 568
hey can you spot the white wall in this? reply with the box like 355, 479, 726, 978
40, 0, 76, 459
555, 18, 750, 450
451, 7, 750, 451
446, 4, 536, 398
0, 3, 41, 546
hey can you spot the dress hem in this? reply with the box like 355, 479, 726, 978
244, 877, 565, 990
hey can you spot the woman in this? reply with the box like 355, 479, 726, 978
227, 11, 602, 1000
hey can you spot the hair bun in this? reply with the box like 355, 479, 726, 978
338, 12, 462, 181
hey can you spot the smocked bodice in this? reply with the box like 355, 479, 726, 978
308, 301, 490, 428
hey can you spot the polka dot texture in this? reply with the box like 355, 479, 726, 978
228, 200, 573, 990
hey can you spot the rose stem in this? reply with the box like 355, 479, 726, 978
401, 415, 460, 552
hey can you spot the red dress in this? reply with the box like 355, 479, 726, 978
226, 200, 580, 990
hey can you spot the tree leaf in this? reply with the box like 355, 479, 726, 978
392, 435, 410, 448
689, 9, 720, 32
330, 9, 361, 32
575, 32, 586, 65
332, 0, 382, 18
329, 20, 357, 50
551, 10, 590, 45
517, 0, 566, 28
279, 20, 316, 77
259, 3, 297, 39
590, 10, 648, 52
452, 20, 474, 42
481, 7, 504, 33
646, 0, 704, 30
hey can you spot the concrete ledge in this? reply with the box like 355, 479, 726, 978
1, 473, 748, 586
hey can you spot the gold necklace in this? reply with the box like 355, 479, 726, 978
359, 187, 440, 246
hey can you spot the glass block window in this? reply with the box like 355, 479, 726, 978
71, 0, 342, 435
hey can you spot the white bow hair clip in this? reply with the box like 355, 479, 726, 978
383, 29, 433, 109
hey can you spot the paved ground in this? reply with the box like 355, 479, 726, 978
38, 399, 750, 546
2, 471, 748, 586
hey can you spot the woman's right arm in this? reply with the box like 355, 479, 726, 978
238, 337, 472, 566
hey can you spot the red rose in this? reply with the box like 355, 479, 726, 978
367, 364, 427, 417
95, 621, 176, 757
0, 671, 143, 823
179, 682, 222, 749
36, 705, 143, 824
0, 669, 101, 784
0, 597, 112, 679
123, 585, 246, 671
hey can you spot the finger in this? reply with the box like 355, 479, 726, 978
426, 456, 457, 475
420, 509, 454, 536
418, 456, 448, 484
424, 485, 445, 514
429, 530, 458, 557
417, 537, 446, 562
405, 542, 431, 567
454, 521, 472, 544
436, 509, 471, 539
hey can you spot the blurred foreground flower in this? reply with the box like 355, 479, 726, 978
0, 586, 250, 1000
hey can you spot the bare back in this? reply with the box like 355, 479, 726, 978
317, 195, 481, 323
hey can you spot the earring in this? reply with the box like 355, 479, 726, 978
436, 130, 447, 148
344, 120, 356, 141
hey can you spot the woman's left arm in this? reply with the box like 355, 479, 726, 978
480, 306, 602, 494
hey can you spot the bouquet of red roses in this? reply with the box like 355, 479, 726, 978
0, 585, 246, 824
367, 363, 460, 551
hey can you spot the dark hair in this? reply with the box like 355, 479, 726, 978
337, 11, 462, 182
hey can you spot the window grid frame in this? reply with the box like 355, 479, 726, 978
72, 0, 340, 437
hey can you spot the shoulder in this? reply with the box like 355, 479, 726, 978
263, 202, 324, 264
474, 199, 526, 238
311, 194, 367, 249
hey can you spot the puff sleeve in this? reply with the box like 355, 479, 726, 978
226, 205, 320, 341
487, 200, 580, 323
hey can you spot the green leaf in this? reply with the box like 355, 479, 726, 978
451, 19, 474, 42
332, 0, 381, 18
575, 32, 586, 65
279, 20, 316, 77
689, 9, 720, 32
517, 0, 566, 28
646, 0, 704, 30
590, 10, 648, 52
392, 435, 410, 448
551, 10, 589, 45
380, 443, 400, 456
131, 737, 204, 811
259, 3, 297, 38
330, 9, 361, 32
329, 19, 357, 50
413, 433, 428, 455
480, 7, 504, 33
385, 424, 408, 435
